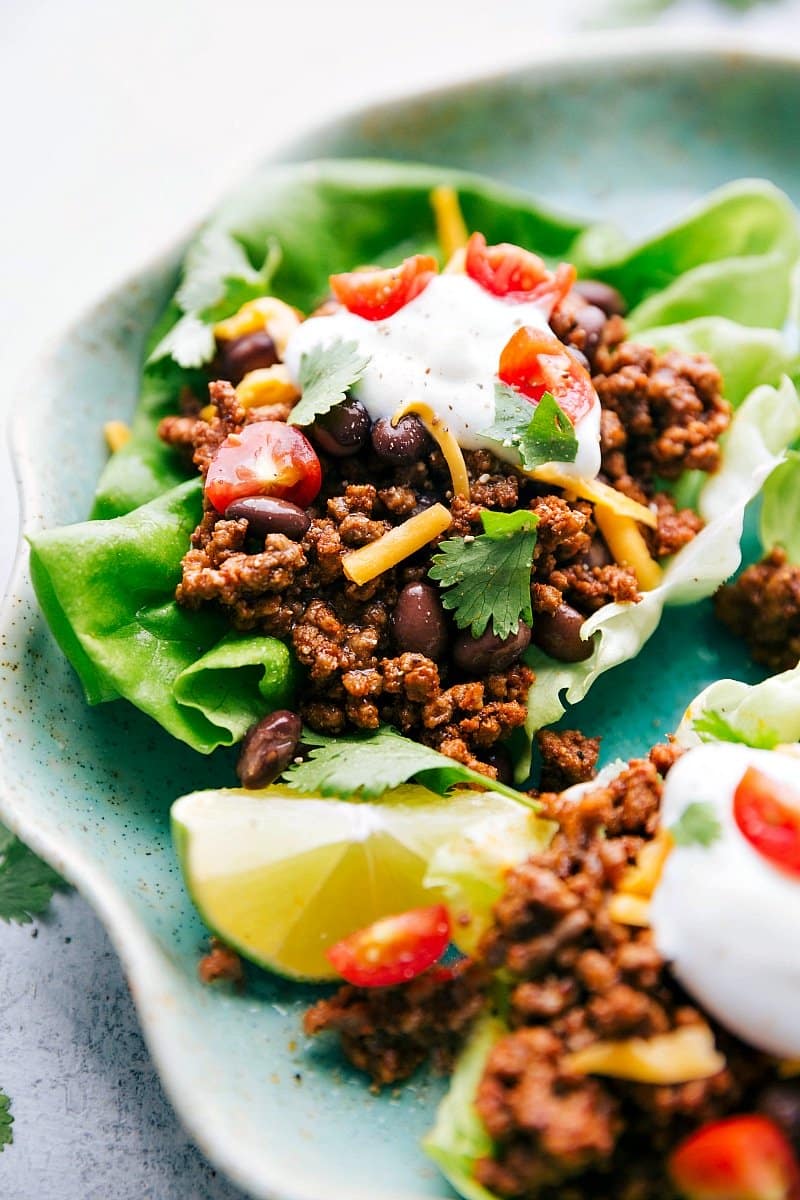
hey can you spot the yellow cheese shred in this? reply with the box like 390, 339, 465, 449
235, 365, 300, 410
213, 297, 301, 356
104, 420, 131, 453
564, 1025, 725, 1084
594, 503, 662, 591
529, 466, 658, 529
618, 829, 674, 899
430, 186, 469, 261
342, 503, 452, 586
607, 894, 651, 928
391, 400, 471, 499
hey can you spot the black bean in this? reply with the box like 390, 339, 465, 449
453, 622, 531, 676
225, 496, 310, 540
371, 415, 427, 463
531, 603, 593, 662
574, 304, 607, 359
566, 345, 590, 372
311, 398, 370, 457
573, 279, 626, 317
392, 583, 448, 660
219, 330, 279, 385
236, 710, 302, 788
758, 1084, 800, 1150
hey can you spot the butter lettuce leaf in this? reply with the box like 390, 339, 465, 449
29, 481, 293, 752
759, 449, 800, 564
521, 377, 800, 771
676, 663, 800, 751
423, 1017, 505, 1200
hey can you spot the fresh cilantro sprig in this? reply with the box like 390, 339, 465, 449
0, 824, 67, 924
692, 709, 780, 751
481, 383, 578, 470
283, 727, 537, 807
289, 338, 371, 427
428, 508, 539, 640
149, 230, 281, 369
668, 802, 723, 848
0, 1092, 12, 1152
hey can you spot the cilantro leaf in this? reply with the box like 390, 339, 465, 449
668, 802, 723, 848
0, 1092, 12, 1152
693, 709, 780, 750
482, 383, 578, 470
0, 837, 67, 924
283, 726, 537, 807
289, 339, 371, 427
149, 230, 280, 369
428, 508, 539, 639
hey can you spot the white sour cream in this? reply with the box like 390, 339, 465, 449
651, 743, 800, 1059
284, 273, 601, 479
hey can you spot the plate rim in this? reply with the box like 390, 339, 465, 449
3, 29, 800, 1200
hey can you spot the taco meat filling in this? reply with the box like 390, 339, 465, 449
158, 273, 729, 781
304, 740, 794, 1199
716, 547, 800, 672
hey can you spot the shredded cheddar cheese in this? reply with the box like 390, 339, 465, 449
564, 1025, 725, 1084
607, 894, 651, 927
391, 400, 470, 499
529, 467, 658, 529
104, 420, 131, 453
431, 186, 469, 261
594, 504, 663, 591
619, 829, 674, 898
199, 404, 216, 422
342, 504, 452, 586
213, 297, 301, 356
779, 1059, 800, 1078
235, 365, 300, 410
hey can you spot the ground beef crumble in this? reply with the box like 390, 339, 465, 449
159, 295, 729, 777
715, 547, 800, 672
536, 729, 601, 792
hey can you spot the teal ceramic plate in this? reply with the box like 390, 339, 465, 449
1, 32, 797, 1200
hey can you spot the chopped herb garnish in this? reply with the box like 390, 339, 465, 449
693, 709, 780, 750
283, 726, 536, 807
149, 230, 280, 368
481, 383, 578, 470
289, 338, 371, 427
0, 828, 67, 924
0, 1092, 12, 1152
428, 508, 539, 639
669, 802, 723, 848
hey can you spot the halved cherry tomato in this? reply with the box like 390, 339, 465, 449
330, 254, 438, 321
498, 326, 596, 424
734, 767, 800, 878
466, 232, 576, 310
205, 420, 321, 513
326, 904, 451, 988
669, 1115, 800, 1200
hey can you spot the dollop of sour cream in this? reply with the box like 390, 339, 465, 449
651, 742, 800, 1059
284, 273, 601, 479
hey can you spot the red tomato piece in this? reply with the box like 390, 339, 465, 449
498, 326, 596, 424
205, 420, 322, 513
734, 766, 800, 877
326, 905, 451, 988
330, 254, 438, 321
669, 1115, 800, 1200
466, 232, 576, 309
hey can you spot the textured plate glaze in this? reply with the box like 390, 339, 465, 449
1, 32, 796, 1200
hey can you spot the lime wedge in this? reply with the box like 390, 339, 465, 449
171, 783, 529, 980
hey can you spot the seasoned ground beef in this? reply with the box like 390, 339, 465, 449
197, 938, 244, 987
715, 547, 800, 671
472, 747, 776, 1197
303, 960, 488, 1086
536, 729, 601, 792
159, 291, 727, 777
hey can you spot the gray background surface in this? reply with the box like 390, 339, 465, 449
3, 1, 800, 1197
